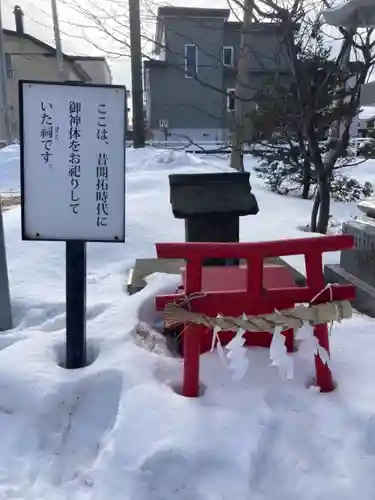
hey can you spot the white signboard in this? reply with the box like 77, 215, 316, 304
20, 81, 126, 242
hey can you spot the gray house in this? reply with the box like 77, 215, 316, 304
361, 81, 375, 107
144, 6, 290, 142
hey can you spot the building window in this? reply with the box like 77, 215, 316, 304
5, 54, 14, 79
223, 46, 234, 67
227, 88, 235, 112
185, 44, 197, 78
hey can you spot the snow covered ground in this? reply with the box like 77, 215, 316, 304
0, 146, 375, 499
0, 145, 21, 194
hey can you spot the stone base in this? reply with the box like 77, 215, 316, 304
127, 257, 306, 295
324, 263, 375, 318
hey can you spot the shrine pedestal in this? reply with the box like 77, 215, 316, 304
169, 172, 259, 266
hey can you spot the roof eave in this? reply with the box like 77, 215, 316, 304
69, 61, 91, 82
4, 29, 93, 81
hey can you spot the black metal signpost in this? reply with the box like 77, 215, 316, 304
65, 240, 87, 368
19, 80, 126, 369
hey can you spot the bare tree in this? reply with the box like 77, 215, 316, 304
29, 0, 375, 234
230, 0, 255, 171
235, 0, 375, 233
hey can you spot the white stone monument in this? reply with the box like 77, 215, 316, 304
325, 199, 375, 316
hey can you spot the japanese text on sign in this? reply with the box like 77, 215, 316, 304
40, 101, 53, 167
96, 103, 109, 227
97, 103, 108, 144
69, 101, 82, 214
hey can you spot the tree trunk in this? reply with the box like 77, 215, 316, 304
310, 188, 320, 233
302, 161, 311, 199
129, 0, 145, 148
230, 134, 244, 171
230, 0, 254, 172
311, 178, 330, 234
316, 179, 330, 234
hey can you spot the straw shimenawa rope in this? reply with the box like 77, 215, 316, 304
164, 300, 352, 333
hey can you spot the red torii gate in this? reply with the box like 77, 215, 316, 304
155, 235, 355, 397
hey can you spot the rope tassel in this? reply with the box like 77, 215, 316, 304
164, 300, 353, 333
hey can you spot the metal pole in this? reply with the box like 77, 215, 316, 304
129, 0, 145, 148
51, 0, 86, 368
0, 0, 12, 144
50, 0, 67, 80
0, 200, 12, 331
0, 0, 13, 331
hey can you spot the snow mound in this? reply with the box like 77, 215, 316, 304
3, 272, 375, 499
152, 149, 206, 165
126, 148, 212, 174
0, 144, 20, 193
3, 146, 375, 498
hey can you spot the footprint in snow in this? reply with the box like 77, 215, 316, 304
30, 370, 122, 488
362, 415, 375, 456
130, 449, 205, 500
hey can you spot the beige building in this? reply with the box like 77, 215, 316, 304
0, 5, 112, 145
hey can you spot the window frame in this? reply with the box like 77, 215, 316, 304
223, 46, 234, 67
184, 44, 198, 79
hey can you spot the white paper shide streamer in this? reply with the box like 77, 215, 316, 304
269, 326, 294, 380
210, 321, 228, 368
210, 314, 331, 383
296, 325, 330, 366
225, 316, 249, 381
